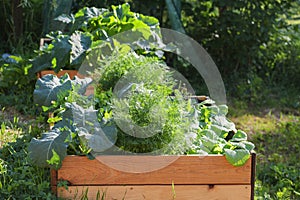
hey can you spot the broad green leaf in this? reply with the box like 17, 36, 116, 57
231, 130, 248, 142
55, 14, 75, 24
229, 141, 246, 149
242, 141, 255, 152
69, 31, 92, 66
200, 129, 219, 150
31, 53, 53, 73
51, 35, 72, 73
75, 7, 105, 19
34, 74, 92, 107
112, 3, 131, 21
28, 128, 70, 168
210, 124, 229, 137
65, 102, 99, 132
78, 125, 117, 153
224, 149, 251, 166
211, 115, 236, 133
207, 105, 219, 115
218, 105, 228, 115
137, 15, 160, 27
73, 7, 107, 31
65, 102, 117, 152
31, 34, 72, 73
33, 74, 72, 107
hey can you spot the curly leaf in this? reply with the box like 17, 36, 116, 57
28, 128, 70, 169
137, 14, 160, 27
112, 3, 131, 20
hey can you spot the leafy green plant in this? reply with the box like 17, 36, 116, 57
189, 101, 255, 166
251, 118, 300, 199
0, 54, 37, 112
28, 73, 107, 168
28, 47, 255, 168
30, 3, 164, 74
111, 57, 195, 154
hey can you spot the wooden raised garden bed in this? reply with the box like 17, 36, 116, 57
51, 154, 256, 200
36, 70, 84, 79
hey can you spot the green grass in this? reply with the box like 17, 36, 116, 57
0, 108, 56, 199
230, 111, 300, 199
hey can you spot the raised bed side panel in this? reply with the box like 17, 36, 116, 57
57, 155, 252, 185
57, 185, 251, 200
37, 70, 83, 79
52, 155, 255, 199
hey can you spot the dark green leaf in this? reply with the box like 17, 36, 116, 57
33, 74, 72, 107
51, 36, 72, 72
69, 31, 92, 66
28, 128, 70, 168
31, 53, 53, 73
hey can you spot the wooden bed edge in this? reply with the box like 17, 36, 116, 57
250, 152, 256, 200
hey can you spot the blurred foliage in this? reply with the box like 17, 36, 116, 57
0, 113, 55, 199
0, 0, 43, 54
251, 117, 300, 199
0, 54, 36, 113
1, 0, 300, 109
180, 0, 300, 104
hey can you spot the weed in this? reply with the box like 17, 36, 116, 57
0, 111, 54, 199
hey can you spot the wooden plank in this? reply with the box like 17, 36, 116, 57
250, 153, 256, 200
57, 185, 251, 200
37, 70, 94, 96
57, 155, 252, 185
37, 70, 85, 79
50, 169, 57, 195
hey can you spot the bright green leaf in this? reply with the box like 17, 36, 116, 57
231, 130, 248, 142
224, 149, 250, 166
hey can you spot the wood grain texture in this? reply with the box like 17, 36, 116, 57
37, 70, 84, 79
57, 185, 251, 200
37, 70, 94, 95
50, 169, 57, 195
57, 155, 252, 185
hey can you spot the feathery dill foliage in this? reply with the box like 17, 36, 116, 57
94, 51, 196, 154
